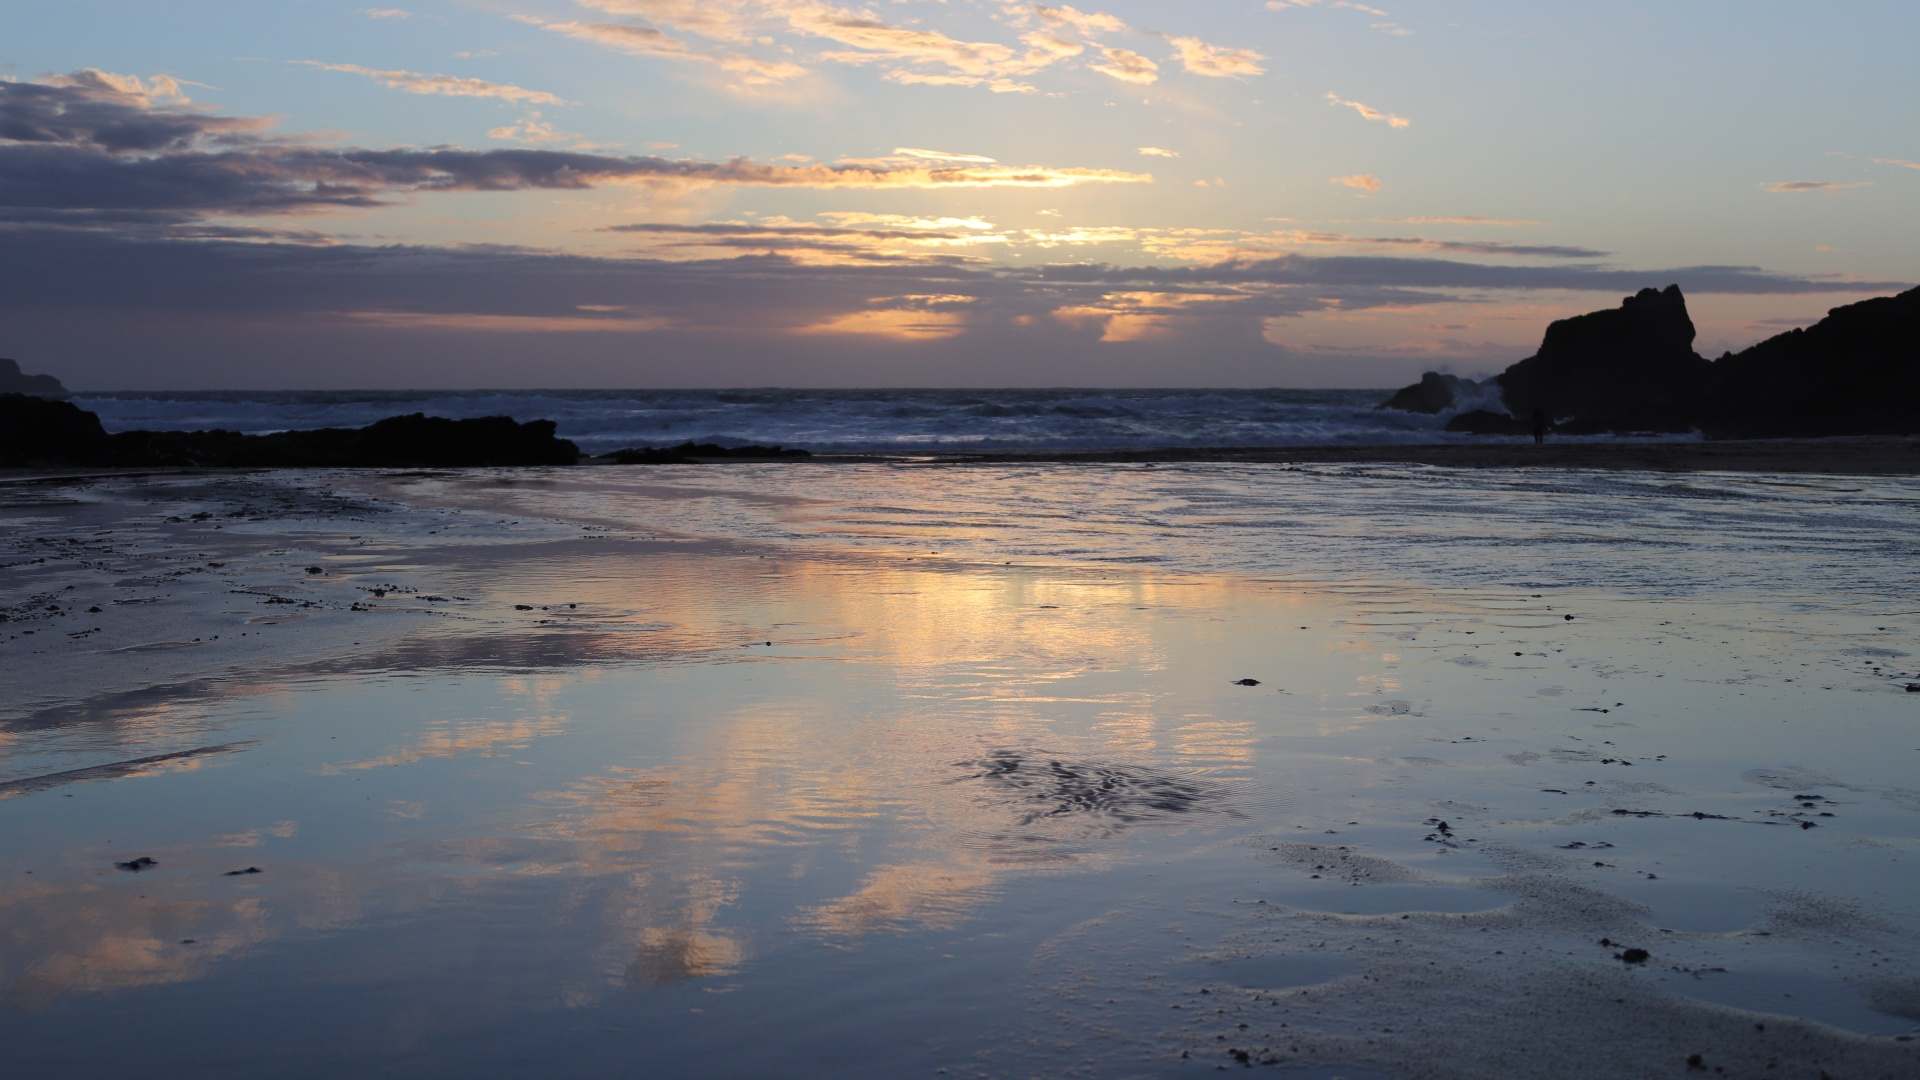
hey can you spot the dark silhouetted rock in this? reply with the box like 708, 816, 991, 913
0, 358, 68, 398
1704, 285, 1920, 437
1, 401, 579, 467
0, 393, 108, 465
1498, 285, 1710, 432
603, 442, 812, 464
1444, 409, 1531, 435
1380, 371, 1478, 414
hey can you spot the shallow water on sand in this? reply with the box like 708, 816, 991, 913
1, 466, 1917, 1077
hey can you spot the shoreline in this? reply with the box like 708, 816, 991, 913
911, 434, 1920, 473
8, 434, 1919, 478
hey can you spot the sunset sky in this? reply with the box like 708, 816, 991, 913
4, 0, 1915, 389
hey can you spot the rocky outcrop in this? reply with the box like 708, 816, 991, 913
1382, 283, 1920, 438
0, 394, 108, 464
1378, 372, 1479, 414
0, 358, 69, 398
1704, 286, 1920, 437
0, 400, 580, 467
1495, 285, 1710, 433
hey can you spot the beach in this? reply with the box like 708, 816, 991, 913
3, 462, 1918, 1078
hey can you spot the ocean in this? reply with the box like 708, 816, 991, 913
72, 387, 1511, 454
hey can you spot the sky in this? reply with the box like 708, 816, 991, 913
2, 0, 1916, 390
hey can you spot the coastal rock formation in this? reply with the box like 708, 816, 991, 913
1495, 285, 1710, 433
1706, 286, 1920, 437
1377, 372, 1480, 414
0, 358, 69, 398
1383, 283, 1919, 438
0, 400, 580, 467
0, 394, 108, 464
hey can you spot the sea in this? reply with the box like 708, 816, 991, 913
70, 387, 1559, 454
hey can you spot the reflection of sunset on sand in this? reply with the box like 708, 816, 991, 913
3, 466, 1919, 1075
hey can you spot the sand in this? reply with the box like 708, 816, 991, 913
2, 464, 1916, 1077
925, 434, 1920, 474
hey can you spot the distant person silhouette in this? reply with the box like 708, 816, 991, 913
1531, 408, 1549, 445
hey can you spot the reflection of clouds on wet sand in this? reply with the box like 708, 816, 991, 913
0, 883, 271, 1005
796, 861, 1000, 939
322, 714, 567, 772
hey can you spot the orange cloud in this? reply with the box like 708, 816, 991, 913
1331, 173, 1383, 193
1088, 46, 1158, 84
527, 18, 808, 87
1167, 37, 1265, 78
292, 61, 568, 105
1325, 91, 1409, 128
794, 307, 967, 340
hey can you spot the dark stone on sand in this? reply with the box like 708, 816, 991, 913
115, 857, 157, 872
223, 866, 263, 876
1905, 683, 1919, 693
0, 401, 581, 467
1233, 678, 1262, 686
602, 442, 812, 464
0, 358, 68, 398
1619, 947, 1650, 964
1379, 371, 1477, 414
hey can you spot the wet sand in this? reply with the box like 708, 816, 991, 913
925, 435, 1920, 474
2, 466, 1917, 1077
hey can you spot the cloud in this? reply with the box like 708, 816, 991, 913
1033, 5, 1127, 36
1761, 180, 1872, 193
1331, 173, 1383, 193
575, 0, 761, 44
1871, 157, 1920, 171
524, 17, 808, 87
782, 2, 1062, 80
1024, 255, 1905, 296
362, 7, 411, 18
604, 222, 972, 241
883, 71, 1037, 94
1267, 0, 1411, 37
795, 307, 968, 340
1166, 36, 1266, 78
1136, 146, 1179, 158
1, 72, 268, 152
1088, 46, 1158, 84
0, 73, 1149, 227
893, 147, 998, 164
1, 222, 1903, 391
292, 61, 568, 105
1135, 226, 1603, 263
485, 112, 607, 149
1395, 216, 1542, 227
1325, 92, 1409, 129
